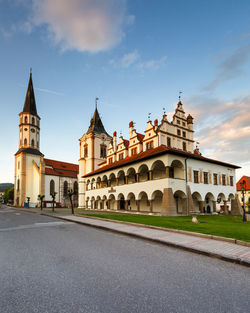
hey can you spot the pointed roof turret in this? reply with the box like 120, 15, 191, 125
22, 71, 38, 116
86, 107, 110, 137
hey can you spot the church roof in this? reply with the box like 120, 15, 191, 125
15, 147, 44, 156
44, 158, 79, 178
83, 145, 240, 177
22, 72, 38, 116
86, 108, 110, 136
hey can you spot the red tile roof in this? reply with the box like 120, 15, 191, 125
83, 145, 240, 177
44, 158, 79, 178
236, 176, 250, 191
137, 133, 145, 143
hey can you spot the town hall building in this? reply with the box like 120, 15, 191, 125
14, 73, 78, 207
78, 101, 242, 216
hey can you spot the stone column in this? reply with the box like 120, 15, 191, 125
136, 200, 140, 212
125, 176, 128, 184
149, 200, 153, 213
136, 173, 139, 182
161, 188, 177, 216
166, 166, 170, 178
212, 201, 217, 213
148, 170, 153, 180
224, 200, 229, 215
125, 201, 128, 211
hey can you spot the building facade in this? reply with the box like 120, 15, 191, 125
14, 73, 78, 207
79, 102, 241, 216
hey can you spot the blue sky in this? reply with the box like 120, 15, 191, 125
1, 0, 250, 183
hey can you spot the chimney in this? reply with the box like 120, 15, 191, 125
113, 131, 117, 152
129, 121, 134, 137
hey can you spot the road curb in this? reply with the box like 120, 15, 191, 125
40, 213, 250, 268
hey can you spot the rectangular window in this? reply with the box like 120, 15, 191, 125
182, 142, 187, 151
213, 173, 218, 185
182, 122, 186, 126
177, 129, 181, 136
146, 141, 153, 150
193, 170, 199, 183
131, 147, 137, 155
204, 172, 208, 184
118, 153, 124, 160
177, 120, 180, 125
100, 144, 107, 158
230, 176, 233, 186
108, 158, 112, 164
222, 174, 226, 186
84, 144, 88, 158
167, 137, 171, 147
183, 131, 186, 138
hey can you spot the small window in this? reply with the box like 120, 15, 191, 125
32, 117, 35, 125
63, 181, 68, 197
213, 173, 218, 185
230, 176, 233, 186
24, 138, 27, 145
222, 174, 226, 186
17, 179, 20, 191
73, 181, 78, 195
18, 161, 20, 169
84, 144, 88, 158
146, 141, 153, 150
182, 142, 186, 151
37, 141, 39, 148
131, 147, 137, 155
167, 137, 171, 147
204, 172, 208, 184
182, 122, 186, 126
193, 170, 199, 183
177, 129, 181, 136
24, 116, 28, 123
50, 180, 55, 194
118, 153, 124, 161
183, 131, 186, 138
108, 158, 112, 164
31, 139, 34, 147
177, 120, 180, 125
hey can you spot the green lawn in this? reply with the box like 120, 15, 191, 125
79, 213, 250, 242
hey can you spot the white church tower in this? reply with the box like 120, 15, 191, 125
78, 102, 112, 208
14, 72, 45, 206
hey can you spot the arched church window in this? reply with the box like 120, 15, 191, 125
63, 181, 68, 197
24, 138, 27, 145
50, 180, 55, 195
73, 181, 78, 195
17, 179, 20, 191
32, 117, 35, 125
31, 139, 34, 147
24, 116, 28, 123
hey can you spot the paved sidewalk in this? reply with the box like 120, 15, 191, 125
43, 213, 250, 267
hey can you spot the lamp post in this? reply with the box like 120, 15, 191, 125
240, 180, 247, 222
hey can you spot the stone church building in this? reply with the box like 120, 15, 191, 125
14, 73, 78, 207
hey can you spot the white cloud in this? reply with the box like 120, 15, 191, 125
29, 0, 131, 52
113, 51, 167, 70
121, 50, 140, 67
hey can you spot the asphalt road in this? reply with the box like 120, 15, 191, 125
0, 205, 249, 313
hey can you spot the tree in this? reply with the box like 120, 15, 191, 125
67, 188, 75, 214
50, 192, 57, 212
38, 194, 45, 211
3, 186, 14, 204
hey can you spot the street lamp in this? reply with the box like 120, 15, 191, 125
240, 180, 247, 222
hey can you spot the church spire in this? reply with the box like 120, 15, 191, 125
86, 102, 110, 136
22, 71, 38, 116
